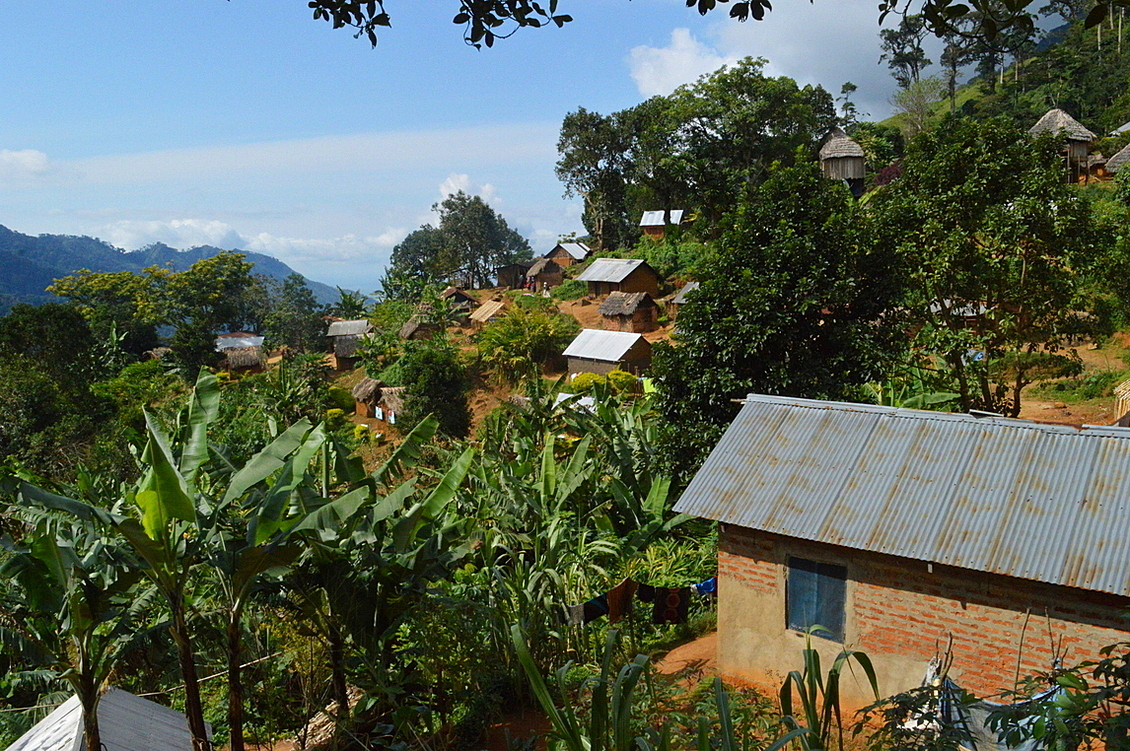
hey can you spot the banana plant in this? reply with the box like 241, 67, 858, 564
12, 372, 380, 751
0, 515, 146, 751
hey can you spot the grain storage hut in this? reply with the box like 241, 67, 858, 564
1029, 108, 1096, 182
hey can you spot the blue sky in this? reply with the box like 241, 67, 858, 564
0, 0, 932, 293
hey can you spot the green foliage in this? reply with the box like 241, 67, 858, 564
264, 274, 326, 353
653, 163, 903, 478
92, 359, 186, 428
512, 291, 557, 311
558, 58, 837, 243
873, 116, 1099, 416
552, 279, 588, 301
387, 192, 531, 292
327, 386, 355, 412
629, 237, 713, 279
399, 341, 472, 438
476, 307, 580, 385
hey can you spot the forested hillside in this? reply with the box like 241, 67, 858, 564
0, 224, 338, 312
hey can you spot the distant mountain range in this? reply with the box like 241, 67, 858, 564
0, 224, 339, 314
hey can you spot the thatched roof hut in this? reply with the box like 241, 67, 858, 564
1029, 108, 1096, 142
1107, 142, 1130, 175
222, 346, 265, 371
819, 128, 865, 181
352, 377, 383, 406
599, 291, 658, 334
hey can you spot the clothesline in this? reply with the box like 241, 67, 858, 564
565, 576, 716, 627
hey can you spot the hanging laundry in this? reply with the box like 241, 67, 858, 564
606, 578, 638, 623
692, 577, 717, 597
566, 593, 609, 625
649, 587, 690, 625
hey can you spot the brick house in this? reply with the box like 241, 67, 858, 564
575, 258, 661, 298
674, 394, 1130, 705
599, 291, 658, 333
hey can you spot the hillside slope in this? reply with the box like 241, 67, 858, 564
0, 225, 338, 312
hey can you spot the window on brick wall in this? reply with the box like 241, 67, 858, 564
786, 557, 847, 642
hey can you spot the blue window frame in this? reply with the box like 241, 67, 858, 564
786, 557, 847, 642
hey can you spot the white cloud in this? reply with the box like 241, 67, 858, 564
69, 123, 560, 186
440, 173, 472, 197
0, 149, 67, 185
629, 28, 735, 97
99, 218, 247, 250
438, 174, 500, 204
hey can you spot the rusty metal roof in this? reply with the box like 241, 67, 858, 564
674, 394, 1130, 596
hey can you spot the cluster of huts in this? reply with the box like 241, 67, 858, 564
820, 107, 1129, 186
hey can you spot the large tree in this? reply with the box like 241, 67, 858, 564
387, 192, 531, 291
871, 116, 1099, 417
557, 58, 838, 242
652, 163, 903, 478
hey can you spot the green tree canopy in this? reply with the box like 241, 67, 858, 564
557, 58, 837, 244
652, 163, 903, 477
871, 116, 1099, 416
386, 192, 531, 293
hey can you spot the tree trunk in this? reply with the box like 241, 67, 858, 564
227, 611, 245, 751
327, 623, 350, 732
170, 600, 211, 751
78, 675, 102, 751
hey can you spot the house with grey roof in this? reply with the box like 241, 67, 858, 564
562, 329, 652, 375
6, 687, 211, 751
326, 319, 372, 367
675, 394, 1130, 704
575, 258, 660, 298
639, 210, 687, 239
545, 241, 591, 267
669, 281, 700, 320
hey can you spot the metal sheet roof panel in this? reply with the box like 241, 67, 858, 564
562, 329, 645, 362
674, 394, 1130, 596
575, 259, 648, 284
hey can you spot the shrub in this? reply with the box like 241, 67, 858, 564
513, 293, 556, 312
606, 369, 637, 394
327, 385, 355, 411
569, 372, 607, 393
551, 279, 587, 301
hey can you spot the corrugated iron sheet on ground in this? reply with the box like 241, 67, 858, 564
674, 394, 1130, 596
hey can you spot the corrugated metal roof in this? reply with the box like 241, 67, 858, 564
7, 688, 210, 751
575, 258, 650, 284
562, 329, 646, 362
214, 335, 264, 350
672, 281, 700, 305
326, 320, 372, 337
674, 394, 1130, 596
552, 242, 590, 260
639, 210, 685, 227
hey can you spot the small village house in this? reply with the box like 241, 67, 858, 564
214, 332, 265, 372
562, 329, 652, 375
575, 258, 661, 298
1029, 108, 1096, 183
326, 319, 372, 369
398, 317, 439, 341
639, 210, 686, 239
525, 257, 565, 291
545, 241, 591, 267
496, 260, 536, 289
439, 286, 478, 313
6, 687, 210, 751
674, 394, 1130, 705
819, 127, 865, 197
669, 281, 699, 320
1106, 141, 1130, 176
351, 377, 383, 418
599, 291, 658, 333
